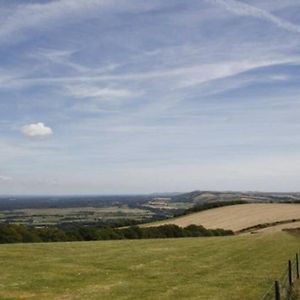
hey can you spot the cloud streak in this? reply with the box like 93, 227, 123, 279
0, 0, 117, 44
64, 84, 141, 100
0, 175, 13, 182
4, 56, 300, 92
210, 0, 300, 34
0, 0, 167, 46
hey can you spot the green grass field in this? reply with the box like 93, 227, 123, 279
0, 232, 299, 300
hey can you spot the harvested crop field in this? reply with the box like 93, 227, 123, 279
257, 220, 300, 233
146, 203, 300, 232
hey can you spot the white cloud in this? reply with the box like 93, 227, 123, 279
21, 122, 53, 138
210, 0, 300, 34
0, 175, 13, 181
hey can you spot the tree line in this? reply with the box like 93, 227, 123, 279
0, 223, 233, 244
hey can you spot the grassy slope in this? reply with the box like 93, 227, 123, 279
144, 203, 300, 231
0, 232, 299, 300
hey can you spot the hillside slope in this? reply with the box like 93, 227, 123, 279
146, 203, 300, 232
0, 233, 299, 299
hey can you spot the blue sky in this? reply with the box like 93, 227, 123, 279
1, 0, 300, 194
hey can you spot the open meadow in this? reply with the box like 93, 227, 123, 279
0, 232, 300, 299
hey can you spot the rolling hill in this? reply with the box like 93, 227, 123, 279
171, 190, 300, 204
0, 232, 299, 299
145, 203, 300, 232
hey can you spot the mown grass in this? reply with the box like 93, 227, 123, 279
0, 232, 299, 299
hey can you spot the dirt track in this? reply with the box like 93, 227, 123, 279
149, 203, 300, 232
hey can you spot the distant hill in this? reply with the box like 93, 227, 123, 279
171, 190, 300, 204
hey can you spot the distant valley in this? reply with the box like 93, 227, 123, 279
1, 191, 300, 227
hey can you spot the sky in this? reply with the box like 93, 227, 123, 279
1, 0, 300, 195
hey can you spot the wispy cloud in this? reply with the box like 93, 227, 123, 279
1, 0, 300, 193
0, 175, 13, 182
4, 56, 299, 96
64, 84, 141, 100
0, 0, 115, 44
0, 0, 167, 45
32, 48, 90, 73
176, 57, 300, 88
210, 0, 300, 34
